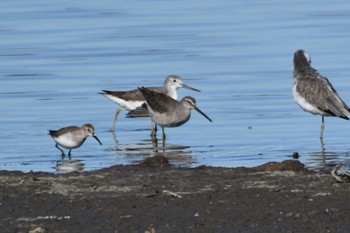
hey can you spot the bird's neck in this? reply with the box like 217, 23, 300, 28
167, 88, 177, 100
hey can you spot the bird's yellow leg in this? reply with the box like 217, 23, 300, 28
320, 116, 325, 139
162, 127, 166, 143
112, 109, 123, 132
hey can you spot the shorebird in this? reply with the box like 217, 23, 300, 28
100, 75, 200, 131
293, 49, 350, 139
49, 124, 102, 159
138, 87, 212, 141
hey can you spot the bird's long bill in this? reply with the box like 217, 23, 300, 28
93, 135, 103, 145
194, 106, 212, 122
182, 84, 200, 92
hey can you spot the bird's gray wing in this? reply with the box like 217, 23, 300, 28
126, 104, 149, 118
297, 73, 349, 118
138, 87, 177, 113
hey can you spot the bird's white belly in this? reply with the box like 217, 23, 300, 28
54, 134, 81, 149
105, 95, 144, 110
292, 84, 324, 115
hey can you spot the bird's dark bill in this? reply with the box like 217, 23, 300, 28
93, 135, 103, 145
194, 107, 212, 122
182, 84, 200, 92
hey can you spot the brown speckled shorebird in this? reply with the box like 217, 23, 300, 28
138, 87, 212, 142
49, 124, 102, 159
293, 49, 350, 139
100, 75, 200, 131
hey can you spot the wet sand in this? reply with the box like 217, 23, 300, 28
1, 158, 349, 233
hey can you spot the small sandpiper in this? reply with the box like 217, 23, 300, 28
293, 49, 350, 139
138, 87, 212, 142
100, 75, 200, 131
49, 124, 102, 159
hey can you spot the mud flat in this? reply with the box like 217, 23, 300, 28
0, 159, 349, 233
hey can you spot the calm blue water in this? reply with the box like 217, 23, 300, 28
2, 0, 350, 173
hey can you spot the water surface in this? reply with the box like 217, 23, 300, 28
2, 0, 350, 173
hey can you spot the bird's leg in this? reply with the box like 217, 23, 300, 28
68, 149, 72, 160
320, 116, 326, 155
320, 116, 325, 139
152, 136, 158, 152
162, 127, 166, 143
112, 109, 123, 132
151, 122, 157, 135
55, 144, 65, 159
112, 131, 119, 144
320, 136, 326, 155
162, 138, 165, 151
151, 123, 157, 138
151, 124, 159, 151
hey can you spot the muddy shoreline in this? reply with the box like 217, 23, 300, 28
1, 159, 349, 233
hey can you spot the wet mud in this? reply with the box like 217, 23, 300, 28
0, 159, 349, 233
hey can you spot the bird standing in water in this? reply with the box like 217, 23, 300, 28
293, 49, 350, 139
138, 87, 212, 142
49, 123, 102, 159
100, 75, 200, 131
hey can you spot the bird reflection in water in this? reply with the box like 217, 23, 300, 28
113, 137, 195, 167
307, 149, 350, 171
56, 159, 84, 173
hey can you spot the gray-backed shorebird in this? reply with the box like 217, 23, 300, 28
138, 87, 212, 141
100, 75, 200, 131
49, 124, 102, 158
293, 49, 350, 139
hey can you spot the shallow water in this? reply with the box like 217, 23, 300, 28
2, 0, 350, 173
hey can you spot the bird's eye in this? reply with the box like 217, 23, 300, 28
173, 79, 177, 82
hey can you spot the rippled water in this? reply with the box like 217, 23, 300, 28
2, 0, 350, 173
